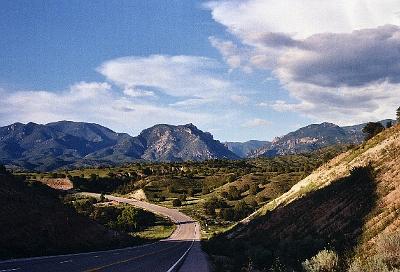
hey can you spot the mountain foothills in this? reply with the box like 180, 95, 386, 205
0, 121, 238, 171
0, 119, 394, 171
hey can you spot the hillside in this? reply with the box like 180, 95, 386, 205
248, 120, 394, 158
137, 123, 238, 162
204, 124, 400, 271
0, 172, 132, 259
0, 121, 237, 171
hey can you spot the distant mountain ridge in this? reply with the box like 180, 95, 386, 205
1, 119, 395, 170
223, 140, 270, 158
0, 121, 238, 171
226, 119, 395, 158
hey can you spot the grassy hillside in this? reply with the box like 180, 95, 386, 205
0, 172, 171, 259
23, 145, 347, 238
203, 125, 400, 271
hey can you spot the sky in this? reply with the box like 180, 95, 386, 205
1, 0, 400, 142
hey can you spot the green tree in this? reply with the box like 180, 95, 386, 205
233, 201, 250, 220
249, 184, 259, 195
188, 188, 195, 197
227, 186, 240, 200
116, 207, 155, 232
362, 122, 384, 141
220, 208, 235, 221
178, 194, 187, 202
397, 106, 400, 122
386, 121, 393, 129
172, 198, 182, 207
143, 167, 152, 176
0, 165, 7, 175
99, 193, 106, 202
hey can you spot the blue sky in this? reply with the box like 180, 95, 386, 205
1, 1, 400, 141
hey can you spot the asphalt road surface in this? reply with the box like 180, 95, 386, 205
0, 194, 209, 272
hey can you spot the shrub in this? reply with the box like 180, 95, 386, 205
220, 208, 235, 221
374, 231, 400, 268
249, 184, 259, 195
0, 165, 7, 174
116, 206, 156, 232
178, 194, 187, 202
347, 233, 400, 272
227, 186, 241, 200
348, 257, 390, 272
172, 199, 182, 207
362, 122, 384, 141
302, 249, 339, 272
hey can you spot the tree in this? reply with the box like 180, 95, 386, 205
99, 193, 106, 202
116, 207, 155, 232
172, 199, 182, 207
362, 122, 384, 141
249, 184, 259, 195
204, 197, 227, 216
220, 208, 235, 221
233, 201, 250, 220
397, 106, 400, 122
386, 121, 393, 129
178, 194, 187, 202
0, 165, 7, 175
227, 186, 240, 200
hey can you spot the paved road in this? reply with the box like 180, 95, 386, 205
0, 194, 209, 272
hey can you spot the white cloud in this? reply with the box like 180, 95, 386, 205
206, 0, 400, 124
242, 118, 271, 128
169, 98, 214, 107
230, 94, 250, 105
97, 54, 233, 99
123, 88, 155, 98
0, 82, 215, 135
205, 0, 400, 41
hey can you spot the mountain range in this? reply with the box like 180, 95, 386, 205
225, 119, 394, 158
0, 121, 238, 171
0, 119, 394, 171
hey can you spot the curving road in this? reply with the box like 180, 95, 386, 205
0, 194, 209, 272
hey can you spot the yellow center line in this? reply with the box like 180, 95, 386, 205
84, 242, 187, 272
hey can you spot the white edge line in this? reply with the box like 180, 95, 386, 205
166, 239, 195, 272
0, 241, 159, 265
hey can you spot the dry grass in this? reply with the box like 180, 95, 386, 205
302, 250, 339, 272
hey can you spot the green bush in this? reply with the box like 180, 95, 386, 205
116, 206, 156, 232
172, 199, 182, 207
0, 165, 7, 174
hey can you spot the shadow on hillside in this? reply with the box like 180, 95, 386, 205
203, 165, 378, 271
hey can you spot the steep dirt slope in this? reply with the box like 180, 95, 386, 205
205, 125, 400, 270
253, 124, 400, 249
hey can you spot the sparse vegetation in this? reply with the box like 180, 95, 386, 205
302, 249, 339, 272
362, 122, 385, 141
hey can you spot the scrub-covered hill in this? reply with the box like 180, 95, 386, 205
204, 124, 400, 271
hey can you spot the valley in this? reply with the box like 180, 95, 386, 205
0, 120, 399, 271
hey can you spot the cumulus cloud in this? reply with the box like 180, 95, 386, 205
206, 0, 400, 124
205, 0, 400, 41
97, 54, 233, 99
0, 82, 214, 135
242, 118, 271, 128
277, 25, 400, 87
